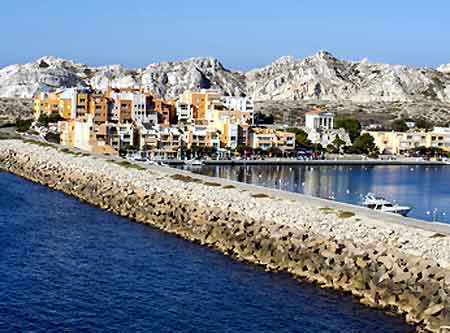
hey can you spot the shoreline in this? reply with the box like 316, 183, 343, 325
1, 139, 449, 332
163, 159, 449, 166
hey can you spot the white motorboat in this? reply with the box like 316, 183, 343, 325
362, 193, 412, 216
185, 159, 204, 166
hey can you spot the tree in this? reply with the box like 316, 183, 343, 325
311, 143, 324, 152
410, 146, 449, 158
391, 119, 409, 132
286, 128, 312, 148
335, 117, 361, 142
267, 146, 282, 157
415, 118, 433, 131
15, 118, 33, 132
38, 113, 63, 127
348, 133, 378, 156
45, 132, 60, 144
235, 144, 253, 156
254, 112, 274, 125
332, 137, 346, 153
326, 144, 338, 153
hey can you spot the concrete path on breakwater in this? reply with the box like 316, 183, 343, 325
1, 138, 450, 332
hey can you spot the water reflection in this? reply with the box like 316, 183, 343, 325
180, 165, 450, 223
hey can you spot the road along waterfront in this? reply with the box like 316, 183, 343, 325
1, 139, 450, 331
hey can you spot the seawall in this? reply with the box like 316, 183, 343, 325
1, 139, 450, 332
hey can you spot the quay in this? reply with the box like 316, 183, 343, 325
162, 158, 448, 166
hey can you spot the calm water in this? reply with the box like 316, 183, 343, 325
180, 164, 450, 223
0, 171, 415, 332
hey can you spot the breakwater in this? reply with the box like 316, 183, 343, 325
1, 140, 450, 332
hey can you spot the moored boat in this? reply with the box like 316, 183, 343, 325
185, 159, 204, 166
362, 193, 412, 216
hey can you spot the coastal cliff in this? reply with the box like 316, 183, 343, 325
0, 140, 449, 332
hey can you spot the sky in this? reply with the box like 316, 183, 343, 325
1, 0, 449, 70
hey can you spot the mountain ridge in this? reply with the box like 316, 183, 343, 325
1, 52, 450, 105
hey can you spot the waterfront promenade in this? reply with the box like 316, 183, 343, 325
1, 139, 450, 332
164, 158, 448, 166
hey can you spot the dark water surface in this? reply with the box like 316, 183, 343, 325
180, 164, 450, 224
0, 171, 415, 332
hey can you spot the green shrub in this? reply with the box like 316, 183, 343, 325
22, 139, 54, 148
222, 184, 236, 189
109, 160, 146, 171
251, 193, 271, 198
170, 174, 203, 183
336, 211, 355, 219
203, 181, 221, 187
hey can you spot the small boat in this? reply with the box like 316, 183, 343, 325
185, 159, 204, 166
362, 193, 412, 216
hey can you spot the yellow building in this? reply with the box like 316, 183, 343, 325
179, 90, 221, 120
249, 128, 296, 151
33, 92, 60, 119
429, 128, 450, 152
58, 98, 73, 119
58, 120, 76, 147
275, 131, 296, 151
364, 128, 450, 154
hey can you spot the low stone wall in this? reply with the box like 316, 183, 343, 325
1, 140, 450, 332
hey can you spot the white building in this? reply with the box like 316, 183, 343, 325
176, 101, 194, 123
303, 109, 351, 147
73, 117, 93, 151
305, 109, 334, 130
118, 124, 134, 148
220, 96, 254, 125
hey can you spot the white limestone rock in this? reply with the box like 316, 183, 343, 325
437, 63, 450, 74
1, 52, 450, 105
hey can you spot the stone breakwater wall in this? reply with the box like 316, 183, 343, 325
1, 140, 450, 332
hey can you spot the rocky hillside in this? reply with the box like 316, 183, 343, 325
0, 98, 32, 125
1, 52, 450, 124
256, 100, 450, 128
247, 51, 450, 103
438, 63, 450, 74
0, 56, 246, 99
2, 52, 450, 103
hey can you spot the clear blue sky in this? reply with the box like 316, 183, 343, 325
1, 0, 449, 70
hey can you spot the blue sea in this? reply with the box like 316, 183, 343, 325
181, 164, 450, 224
0, 171, 414, 332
